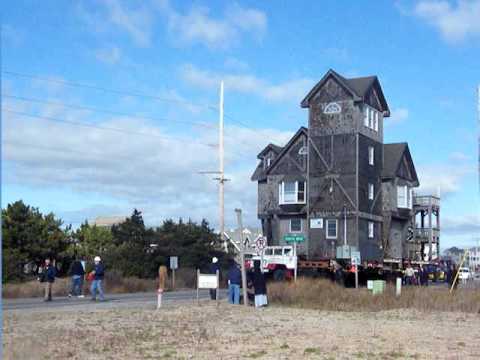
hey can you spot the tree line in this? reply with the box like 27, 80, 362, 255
2, 200, 230, 283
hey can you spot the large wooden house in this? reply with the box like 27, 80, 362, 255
252, 69, 439, 262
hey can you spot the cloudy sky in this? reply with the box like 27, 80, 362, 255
2, 0, 479, 249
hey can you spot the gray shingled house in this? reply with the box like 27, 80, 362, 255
252, 69, 438, 262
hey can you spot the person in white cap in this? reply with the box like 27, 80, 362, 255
209, 257, 220, 300
90, 256, 105, 301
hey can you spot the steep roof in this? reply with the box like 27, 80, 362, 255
251, 127, 307, 182
383, 143, 419, 185
257, 143, 283, 159
301, 69, 390, 116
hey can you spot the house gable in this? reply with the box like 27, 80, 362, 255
267, 127, 307, 177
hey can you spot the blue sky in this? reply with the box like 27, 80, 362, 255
2, 0, 479, 249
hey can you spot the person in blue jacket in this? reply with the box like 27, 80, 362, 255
227, 259, 242, 305
90, 256, 105, 301
42, 258, 57, 302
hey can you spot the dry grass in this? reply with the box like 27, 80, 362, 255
268, 277, 480, 313
4, 302, 480, 359
2, 269, 198, 299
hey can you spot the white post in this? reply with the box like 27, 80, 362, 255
396, 277, 402, 296
294, 241, 298, 282
235, 209, 248, 307
344, 206, 347, 247
196, 269, 200, 305
216, 269, 219, 306
219, 81, 227, 253
158, 289, 163, 309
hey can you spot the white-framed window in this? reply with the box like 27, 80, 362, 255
279, 181, 306, 204
266, 158, 271, 167
324, 102, 342, 114
408, 188, 413, 209
397, 185, 408, 208
368, 222, 374, 238
364, 105, 379, 132
326, 219, 338, 239
368, 183, 374, 200
368, 146, 374, 166
290, 218, 302, 232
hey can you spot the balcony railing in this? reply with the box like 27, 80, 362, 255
413, 196, 440, 208
414, 228, 440, 239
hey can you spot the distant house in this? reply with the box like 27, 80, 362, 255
91, 216, 127, 228
252, 69, 440, 262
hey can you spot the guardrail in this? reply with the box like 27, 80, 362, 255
414, 196, 440, 207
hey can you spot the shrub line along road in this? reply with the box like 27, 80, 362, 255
3, 289, 228, 311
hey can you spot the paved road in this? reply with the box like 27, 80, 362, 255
3, 289, 227, 312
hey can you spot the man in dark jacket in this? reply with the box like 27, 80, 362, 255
69, 258, 86, 298
90, 256, 105, 301
227, 260, 241, 304
43, 258, 56, 302
209, 257, 220, 300
252, 260, 267, 308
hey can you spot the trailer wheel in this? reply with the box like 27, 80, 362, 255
273, 268, 286, 281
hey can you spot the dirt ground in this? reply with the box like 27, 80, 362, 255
3, 301, 480, 359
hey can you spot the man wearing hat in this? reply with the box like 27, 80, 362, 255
90, 256, 105, 301
209, 257, 220, 300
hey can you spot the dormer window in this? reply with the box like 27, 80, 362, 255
324, 102, 341, 114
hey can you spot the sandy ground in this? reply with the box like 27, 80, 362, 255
3, 301, 480, 360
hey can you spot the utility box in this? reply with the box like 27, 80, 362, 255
372, 280, 386, 295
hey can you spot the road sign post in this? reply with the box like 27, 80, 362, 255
284, 234, 304, 282
170, 256, 178, 290
351, 251, 361, 289
255, 236, 267, 273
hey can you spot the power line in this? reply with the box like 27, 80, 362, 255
2, 70, 219, 113
3, 109, 218, 148
3, 94, 217, 129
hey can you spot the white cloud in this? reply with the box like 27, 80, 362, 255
78, 0, 152, 47
416, 164, 473, 197
442, 214, 480, 235
180, 64, 314, 103
224, 57, 249, 71
413, 0, 480, 42
95, 46, 122, 65
386, 107, 409, 126
158, 1, 267, 49
2, 96, 291, 228
449, 151, 471, 162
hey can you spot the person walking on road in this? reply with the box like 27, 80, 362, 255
209, 257, 220, 300
252, 260, 267, 308
90, 256, 105, 301
68, 258, 86, 298
227, 259, 241, 305
42, 258, 56, 302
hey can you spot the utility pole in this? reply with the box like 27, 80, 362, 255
199, 81, 229, 252
235, 208, 248, 307
218, 81, 226, 252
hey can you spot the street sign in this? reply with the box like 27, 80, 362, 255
284, 234, 305, 243
255, 236, 267, 250
351, 251, 361, 266
197, 273, 218, 289
170, 256, 178, 270
310, 218, 323, 229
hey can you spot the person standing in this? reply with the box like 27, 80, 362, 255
227, 260, 241, 305
68, 258, 86, 298
209, 257, 220, 300
90, 256, 105, 301
252, 260, 267, 308
43, 258, 56, 302
419, 265, 428, 286
404, 264, 415, 286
